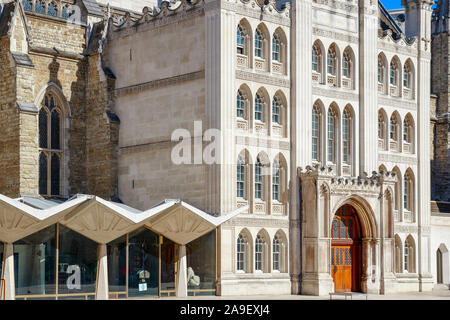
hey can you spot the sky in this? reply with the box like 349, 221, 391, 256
381, 0, 403, 10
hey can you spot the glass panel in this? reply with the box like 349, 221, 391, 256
51, 154, 60, 196
128, 228, 159, 297
340, 248, 343, 265
58, 225, 97, 294
331, 248, 334, 266
39, 153, 48, 195
14, 225, 56, 296
35, 0, 45, 14
340, 219, 346, 239
348, 219, 353, 239
107, 235, 126, 293
51, 110, 60, 150
348, 247, 352, 266
39, 109, 48, 149
332, 218, 339, 239
161, 237, 177, 292
47, 2, 57, 16
344, 248, 348, 266
186, 230, 216, 291
62, 6, 70, 19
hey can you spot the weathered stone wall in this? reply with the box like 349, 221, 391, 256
431, 33, 450, 202
0, 38, 20, 197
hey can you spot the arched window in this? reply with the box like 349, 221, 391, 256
404, 240, 409, 272
237, 156, 245, 198
378, 111, 384, 139
272, 34, 281, 62
404, 172, 413, 211
342, 109, 351, 164
390, 60, 397, 85
327, 48, 336, 75
272, 160, 280, 201
273, 235, 280, 271
237, 90, 245, 118
272, 96, 280, 124
47, 2, 57, 16
255, 94, 263, 121
35, 0, 45, 14
394, 235, 402, 273
255, 235, 264, 271
390, 115, 398, 141
378, 58, 384, 83
312, 45, 320, 72
403, 64, 410, 88
403, 118, 410, 143
255, 159, 263, 199
237, 25, 245, 55
39, 93, 63, 196
22, 0, 32, 11
312, 105, 320, 161
342, 52, 350, 78
237, 234, 246, 271
327, 108, 336, 163
255, 29, 263, 58
62, 5, 71, 19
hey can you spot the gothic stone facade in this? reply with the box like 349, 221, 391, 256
0, 0, 449, 297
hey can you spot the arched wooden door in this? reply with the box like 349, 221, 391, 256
331, 204, 362, 292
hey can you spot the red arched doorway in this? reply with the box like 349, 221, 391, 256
331, 204, 362, 292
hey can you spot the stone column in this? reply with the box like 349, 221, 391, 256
1, 243, 15, 300
361, 238, 371, 293
176, 244, 188, 298
96, 243, 109, 300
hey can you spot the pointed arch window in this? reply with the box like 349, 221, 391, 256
273, 235, 280, 271
255, 235, 264, 271
403, 64, 411, 88
237, 25, 245, 55
327, 108, 336, 163
255, 94, 263, 121
22, 0, 32, 11
327, 48, 336, 75
390, 61, 398, 85
272, 96, 281, 124
35, 0, 45, 14
378, 58, 384, 83
237, 156, 245, 198
403, 118, 411, 143
237, 234, 246, 271
378, 112, 385, 140
272, 160, 280, 201
312, 105, 320, 161
255, 159, 263, 199
404, 240, 410, 272
39, 93, 63, 196
272, 34, 281, 62
312, 45, 320, 72
237, 90, 245, 119
342, 52, 351, 78
404, 173, 412, 211
343, 109, 351, 163
390, 115, 398, 141
47, 2, 57, 16
255, 29, 263, 58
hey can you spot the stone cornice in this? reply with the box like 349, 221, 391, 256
378, 152, 418, 165
378, 37, 418, 57
235, 136, 290, 150
115, 70, 205, 97
312, 27, 358, 44
378, 96, 417, 110
312, 0, 358, 14
312, 86, 359, 102
235, 70, 290, 88
394, 224, 419, 234
223, 216, 289, 227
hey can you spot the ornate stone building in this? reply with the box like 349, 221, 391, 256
0, 0, 449, 300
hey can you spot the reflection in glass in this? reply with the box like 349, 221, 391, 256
186, 230, 216, 293
58, 225, 97, 294
128, 228, 159, 297
14, 225, 56, 295
161, 237, 177, 293
107, 235, 127, 293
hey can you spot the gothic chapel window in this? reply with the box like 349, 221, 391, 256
39, 93, 62, 196
237, 25, 245, 55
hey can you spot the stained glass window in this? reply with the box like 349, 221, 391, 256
51, 110, 60, 150
39, 109, 48, 149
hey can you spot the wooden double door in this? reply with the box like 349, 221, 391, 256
331, 205, 362, 292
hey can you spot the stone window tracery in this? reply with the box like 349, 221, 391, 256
312, 105, 320, 161
272, 34, 280, 62
255, 29, 263, 59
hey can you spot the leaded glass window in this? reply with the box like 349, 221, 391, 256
342, 52, 350, 78
403, 64, 410, 88
327, 48, 335, 75
237, 25, 245, 55
255, 29, 263, 58
348, 248, 352, 265
47, 2, 57, 16
237, 234, 245, 271
404, 174, 409, 210
62, 6, 70, 19
272, 97, 280, 124
272, 34, 280, 62
390, 116, 397, 140
390, 61, 397, 85
332, 218, 339, 238
343, 109, 350, 164
378, 59, 383, 83
403, 119, 410, 143
22, 0, 32, 11
312, 106, 320, 161
327, 109, 335, 163
340, 219, 346, 239
39, 93, 63, 196
272, 160, 280, 201
273, 236, 280, 271
35, 0, 45, 14
237, 91, 245, 118
378, 112, 384, 139
312, 46, 319, 72
255, 235, 263, 271
404, 241, 409, 272
255, 94, 263, 121
237, 157, 245, 198
255, 159, 262, 199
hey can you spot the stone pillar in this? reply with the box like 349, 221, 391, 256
361, 238, 371, 293
176, 244, 188, 298
1, 243, 15, 300
96, 243, 109, 300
